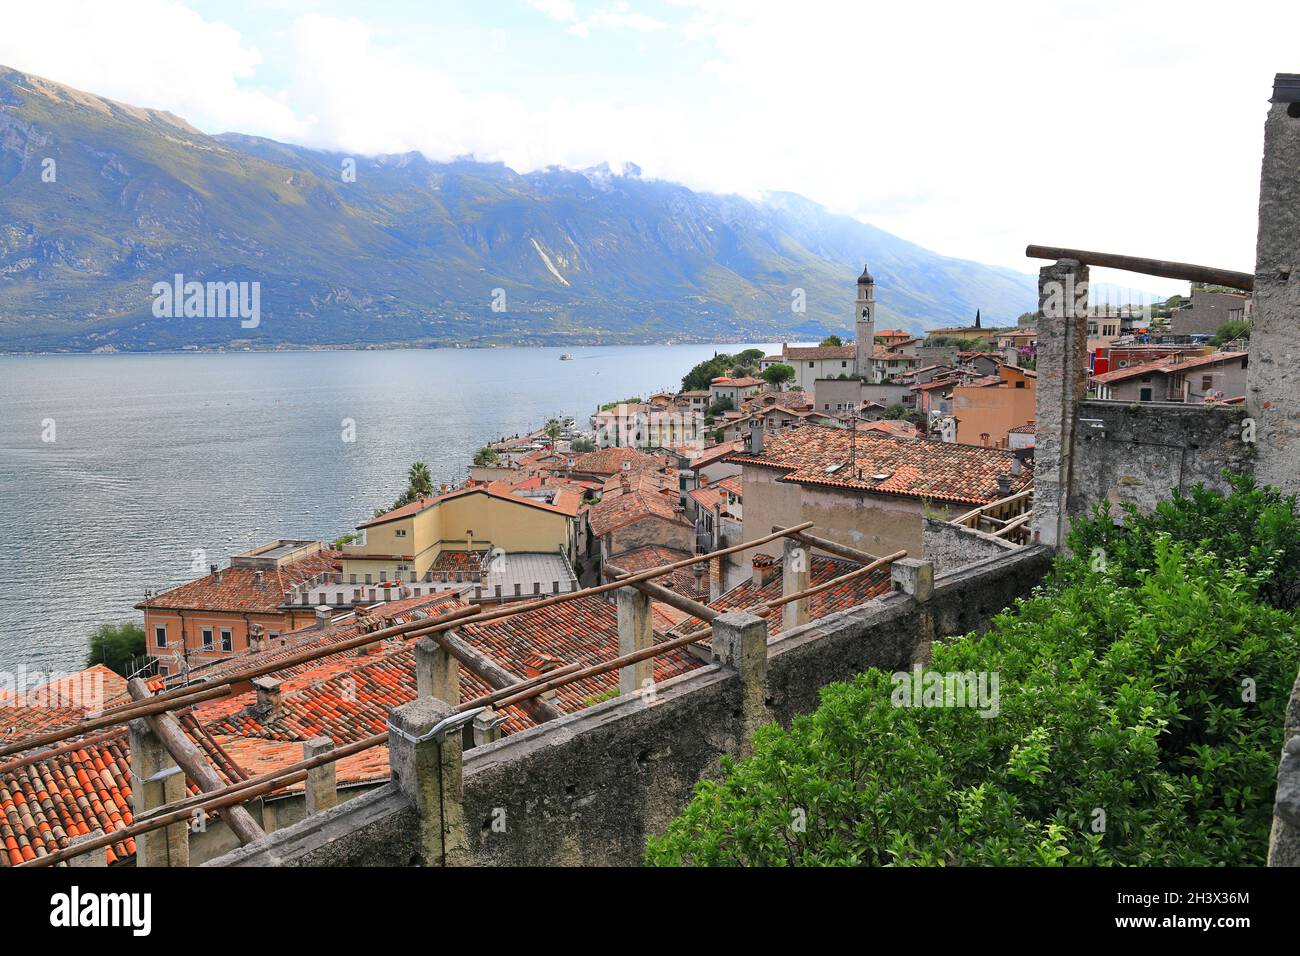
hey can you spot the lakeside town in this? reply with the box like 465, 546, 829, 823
1, 256, 1280, 871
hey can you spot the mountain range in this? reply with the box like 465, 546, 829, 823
0, 66, 1040, 352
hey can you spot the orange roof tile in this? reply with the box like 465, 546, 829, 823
730, 424, 1031, 505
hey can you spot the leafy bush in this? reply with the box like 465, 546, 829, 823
1063, 472, 1299, 611
646, 479, 1300, 866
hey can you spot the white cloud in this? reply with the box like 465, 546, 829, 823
0, 0, 303, 139
2, 0, 1296, 295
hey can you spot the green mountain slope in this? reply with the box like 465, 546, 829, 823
0, 67, 1038, 351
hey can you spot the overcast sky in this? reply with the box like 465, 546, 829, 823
2, 0, 1295, 296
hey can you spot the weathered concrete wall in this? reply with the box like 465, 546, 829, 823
205, 546, 1052, 868
1068, 400, 1252, 520
204, 787, 419, 867
1248, 76, 1300, 499
922, 517, 1019, 575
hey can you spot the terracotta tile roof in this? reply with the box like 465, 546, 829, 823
607, 546, 709, 601
135, 548, 340, 614
859, 419, 922, 438
689, 439, 744, 469
668, 554, 891, 640
730, 424, 1031, 505
1091, 350, 1247, 385
568, 446, 666, 477
711, 376, 765, 386
716, 476, 743, 498
457, 595, 702, 715
361, 483, 581, 529
781, 345, 857, 361
588, 485, 689, 537
1008, 421, 1036, 434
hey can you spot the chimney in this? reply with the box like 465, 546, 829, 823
1011, 456, 1023, 476
748, 419, 764, 455
315, 605, 332, 630
247, 622, 264, 655
253, 569, 264, 589
210, 564, 222, 586
253, 676, 282, 721
997, 474, 1012, 498
751, 554, 778, 588
980, 433, 990, 448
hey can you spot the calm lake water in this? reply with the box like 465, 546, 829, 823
0, 344, 775, 675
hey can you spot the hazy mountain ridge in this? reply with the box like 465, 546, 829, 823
0, 67, 1038, 351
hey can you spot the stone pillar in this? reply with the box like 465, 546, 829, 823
892, 558, 935, 666
616, 586, 654, 698
68, 829, 107, 867
388, 697, 469, 867
781, 537, 810, 633
1248, 74, 1300, 498
303, 736, 339, 816
416, 636, 459, 705
472, 709, 504, 748
129, 717, 189, 867
1032, 258, 1091, 548
710, 611, 769, 756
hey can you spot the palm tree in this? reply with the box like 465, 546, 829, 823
407, 461, 433, 498
545, 418, 562, 442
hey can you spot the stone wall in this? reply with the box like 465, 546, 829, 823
921, 517, 1018, 575
205, 546, 1052, 868
1268, 666, 1300, 866
1068, 400, 1252, 520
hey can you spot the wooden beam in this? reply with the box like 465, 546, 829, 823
126, 678, 266, 845
604, 563, 719, 622
434, 630, 564, 723
1025, 244, 1253, 292
771, 526, 880, 567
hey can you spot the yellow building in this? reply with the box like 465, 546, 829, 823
342, 484, 582, 584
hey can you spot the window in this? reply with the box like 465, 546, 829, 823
1015, 381, 1025, 389
220, 628, 233, 652
841, 361, 848, 368
1201, 375, 1213, 391
1139, 387, 1153, 402
395, 529, 407, 538
201, 627, 214, 650
154, 625, 167, 648
808, 362, 814, 368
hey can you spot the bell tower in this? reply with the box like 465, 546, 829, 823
854, 264, 875, 380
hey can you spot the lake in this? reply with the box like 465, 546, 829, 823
0, 344, 775, 675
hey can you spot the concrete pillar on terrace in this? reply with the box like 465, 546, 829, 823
892, 558, 935, 666
129, 717, 189, 867
710, 611, 769, 757
1032, 257, 1091, 548
388, 697, 469, 867
472, 709, 505, 748
416, 636, 459, 705
781, 537, 811, 633
1248, 73, 1300, 498
303, 736, 339, 816
616, 585, 654, 698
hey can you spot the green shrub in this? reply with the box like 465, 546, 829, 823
86, 622, 147, 677
1062, 472, 1299, 611
647, 536, 1299, 866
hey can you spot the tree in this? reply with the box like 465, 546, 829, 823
571, 436, 596, 453
472, 446, 500, 467
86, 622, 146, 677
407, 461, 433, 498
736, 348, 766, 366
545, 418, 563, 442
762, 363, 795, 390
706, 396, 734, 419
1210, 319, 1251, 346
332, 532, 359, 549
646, 478, 1300, 866
682, 354, 736, 392
819, 335, 843, 348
